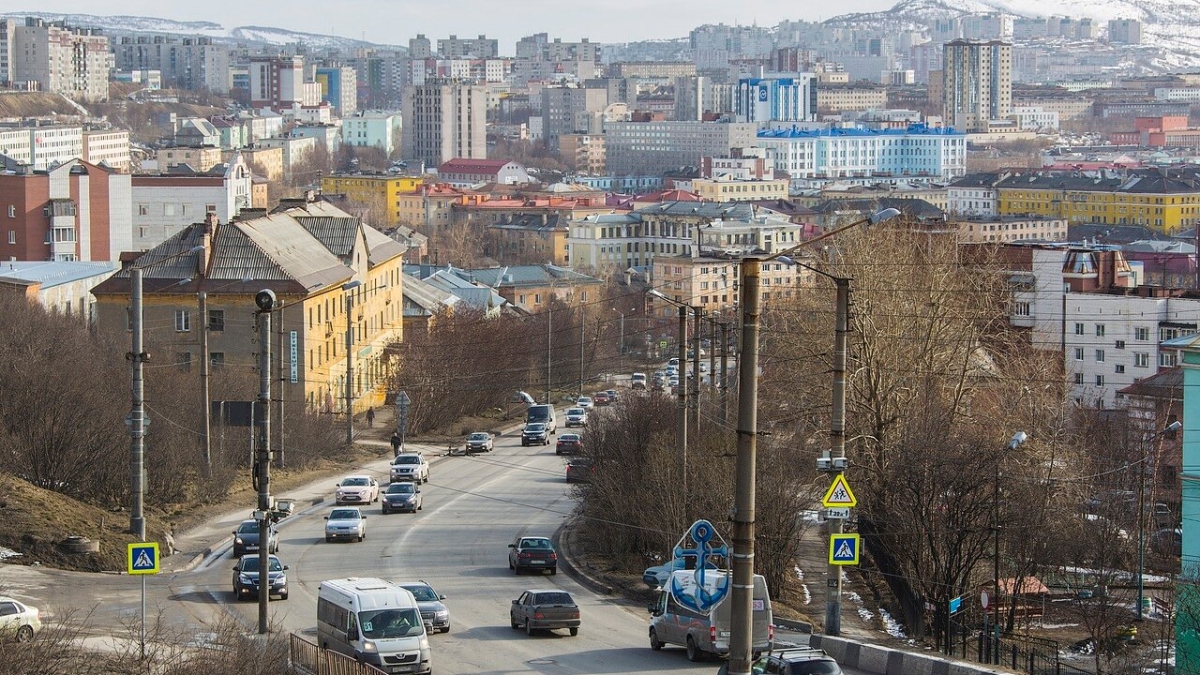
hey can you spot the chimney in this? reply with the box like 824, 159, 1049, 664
200, 212, 218, 278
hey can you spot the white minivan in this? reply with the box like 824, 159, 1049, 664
317, 578, 432, 674
648, 569, 773, 662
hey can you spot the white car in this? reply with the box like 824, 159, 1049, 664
565, 407, 588, 428
324, 507, 367, 542
335, 475, 379, 505
0, 596, 41, 642
391, 452, 431, 483
575, 396, 594, 411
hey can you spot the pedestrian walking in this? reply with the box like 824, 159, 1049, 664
366, 407, 375, 428
390, 432, 402, 456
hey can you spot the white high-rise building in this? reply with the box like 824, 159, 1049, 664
943, 40, 1012, 133
8, 17, 110, 102
401, 81, 487, 167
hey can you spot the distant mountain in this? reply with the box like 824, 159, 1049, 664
0, 11, 401, 51
827, 0, 1200, 69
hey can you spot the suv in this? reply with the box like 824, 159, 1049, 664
466, 432, 494, 453
718, 648, 843, 675
391, 452, 430, 483
631, 373, 647, 390
565, 407, 588, 428
522, 423, 550, 446
508, 536, 558, 575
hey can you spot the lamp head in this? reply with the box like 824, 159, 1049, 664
1166, 420, 1183, 433
254, 289, 276, 312
868, 208, 901, 225
1008, 431, 1028, 450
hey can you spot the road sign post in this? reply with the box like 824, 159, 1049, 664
127, 542, 160, 660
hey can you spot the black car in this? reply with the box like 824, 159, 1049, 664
522, 423, 550, 446
381, 482, 423, 514
232, 554, 289, 600
718, 648, 843, 675
232, 519, 278, 557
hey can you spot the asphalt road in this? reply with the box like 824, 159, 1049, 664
1, 412, 870, 675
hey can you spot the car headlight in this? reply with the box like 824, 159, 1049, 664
234, 537, 243, 545
361, 640, 377, 653
419, 637, 430, 651
239, 574, 253, 583
435, 610, 449, 619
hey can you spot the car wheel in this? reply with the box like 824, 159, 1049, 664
442, 625, 450, 633
569, 627, 578, 637
16, 625, 35, 642
417, 503, 423, 511
382, 507, 389, 515
686, 636, 703, 662
525, 621, 534, 636
649, 628, 663, 651
509, 559, 514, 570
325, 536, 332, 543
522, 441, 528, 447
358, 533, 364, 542
550, 567, 557, 576
280, 591, 289, 601
510, 616, 519, 629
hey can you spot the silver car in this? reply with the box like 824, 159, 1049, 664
391, 452, 430, 483
324, 507, 367, 542
398, 581, 451, 633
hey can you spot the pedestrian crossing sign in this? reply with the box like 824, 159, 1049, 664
127, 542, 160, 575
829, 534, 860, 565
821, 474, 857, 508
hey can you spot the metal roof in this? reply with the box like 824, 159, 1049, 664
0, 261, 117, 288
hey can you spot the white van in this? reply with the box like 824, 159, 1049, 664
317, 578, 432, 674
648, 569, 773, 662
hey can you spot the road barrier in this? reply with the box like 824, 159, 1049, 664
290, 634, 386, 675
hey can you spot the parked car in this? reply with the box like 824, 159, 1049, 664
575, 396, 594, 411
716, 647, 842, 675
642, 557, 720, 588
508, 536, 558, 575
232, 554, 289, 601
566, 457, 594, 483
593, 392, 611, 406
509, 589, 580, 636
631, 373, 647, 390
397, 581, 451, 633
232, 519, 278, 557
381, 482, 422, 514
324, 507, 367, 542
0, 596, 40, 642
556, 433, 583, 456
335, 475, 379, 505
565, 407, 588, 428
466, 432, 494, 453
391, 452, 430, 483
668, 357, 680, 368
522, 423, 550, 446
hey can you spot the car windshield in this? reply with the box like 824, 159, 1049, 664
526, 424, 545, 432
560, 435, 579, 442
341, 477, 370, 486
359, 608, 423, 639
386, 483, 415, 494
236, 522, 257, 534
402, 585, 438, 602
329, 509, 360, 520
239, 557, 283, 573
469, 433, 488, 440
577, 397, 592, 403
568, 408, 584, 415
394, 456, 420, 464
533, 592, 574, 605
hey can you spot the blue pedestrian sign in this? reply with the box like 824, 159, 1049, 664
828, 534, 860, 565
127, 542, 160, 575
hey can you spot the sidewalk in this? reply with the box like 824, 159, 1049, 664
789, 513, 883, 642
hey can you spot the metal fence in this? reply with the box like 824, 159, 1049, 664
290, 634, 386, 675
946, 609, 1063, 675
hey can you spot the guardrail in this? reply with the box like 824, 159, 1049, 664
290, 634, 386, 675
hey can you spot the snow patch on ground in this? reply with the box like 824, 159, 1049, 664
878, 608, 907, 638
793, 566, 813, 605
0, 547, 22, 560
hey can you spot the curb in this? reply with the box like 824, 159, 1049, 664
554, 517, 615, 596
775, 617, 814, 634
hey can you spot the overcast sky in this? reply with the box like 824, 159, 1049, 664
23, 0, 896, 50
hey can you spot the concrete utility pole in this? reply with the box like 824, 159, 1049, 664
344, 280, 361, 445
254, 290, 274, 635
728, 258, 760, 675
824, 277, 851, 635
578, 306, 585, 395
719, 321, 730, 427
709, 317, 718, 395
277, 302, 285, 469
692, 308, 702, 439
199, 291, 212, 477
128, 268, 147, 541
677, 305, 689, 497
546, 304, 553, 404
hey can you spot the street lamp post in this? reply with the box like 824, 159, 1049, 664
343, 280, 362, 445
727, 208, 899, 675
1138, 420, 1182, 621
992, 431, 1028, 660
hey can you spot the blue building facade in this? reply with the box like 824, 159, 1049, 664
756, 124, 967, 182
1173, 336, 1200, 670
736, 76, 817, 123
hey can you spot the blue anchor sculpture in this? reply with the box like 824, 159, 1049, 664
668, 519, 731, 613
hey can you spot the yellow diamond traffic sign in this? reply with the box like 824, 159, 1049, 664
127, 542, 160, 575
821, 474, 857, 508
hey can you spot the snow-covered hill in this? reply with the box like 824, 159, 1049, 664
0, 11, 397, 51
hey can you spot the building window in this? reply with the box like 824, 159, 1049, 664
175, 310, 191, 332
1161, 352, 1178, 368
1115, 364, 1125, 374
7, 205, 14, 218
1074, 348, 1084, 361
1074, 322, 1085, 335
1074, 372, 1083, 384
1095, 374, 1104, 386
206, 204, 217, 213
137, 204, 149, 216
178, 352, 192, 372
1115, 340, 1125, 349
1095, 324, 1106, 337
1095, 350, 1105, 362
1013, 301, 1030, 316
1135, 327, 1150, 341
210, 352, 225, 369
208, 309, 225, 332
6, 231, 13, 245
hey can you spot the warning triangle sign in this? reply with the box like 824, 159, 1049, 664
821, 474, 857, 508
134, 550, 154, 569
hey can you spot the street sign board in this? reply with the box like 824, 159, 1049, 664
828, 533, 860, 565
289, 331, 298, 383
821, 474, 858, 508
980, 591, 990, 609
949, 596, 963, 614
127, 542, 160, 575
824, 507, 851, 520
